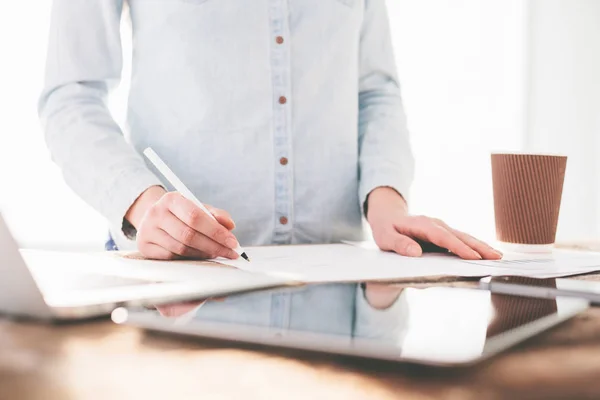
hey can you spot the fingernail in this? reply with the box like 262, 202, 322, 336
493, 249, 503, 258
406, 244, 421, 257
473, 250, 483, 260
226, 237, 238, 249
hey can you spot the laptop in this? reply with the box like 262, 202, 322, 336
0, 213, 292, 321
112, 281, 589, 366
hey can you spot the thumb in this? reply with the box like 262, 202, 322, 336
206, 205, 236, 231
379, 231, 423, 257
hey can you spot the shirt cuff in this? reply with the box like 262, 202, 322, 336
359, 166, 412, 217
99, 167, 164, 241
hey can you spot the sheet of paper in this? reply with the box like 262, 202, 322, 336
212, 244, 504, 282
343, 241, 600, 279
464, 255, 600, 278
21, 249, 249, 283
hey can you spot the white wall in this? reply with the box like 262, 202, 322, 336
389, 0, 527, 241
526, 0, 600, 241
0, 2, 131, 251
0, 2, 107, 250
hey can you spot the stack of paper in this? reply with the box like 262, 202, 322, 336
29, 243, 600, 285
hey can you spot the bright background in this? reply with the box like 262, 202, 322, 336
1, 0, 599, 250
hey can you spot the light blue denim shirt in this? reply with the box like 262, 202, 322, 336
193, 284, 359, 336
39, 0, 414, 251
169, 283, 406, 340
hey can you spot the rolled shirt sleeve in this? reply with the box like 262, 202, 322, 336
358, 0, 415, 213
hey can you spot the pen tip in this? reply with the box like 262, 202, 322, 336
241, 252, 251, 263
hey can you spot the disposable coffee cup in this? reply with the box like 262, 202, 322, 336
491, 153, 567, 253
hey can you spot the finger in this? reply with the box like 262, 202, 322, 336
138, 242, 178, 260
398, 218, 481, 260
451, 230, 502, 260
165, 193, 240, 250
433, 219, 503, 260
158, 210, 238, 259
377, 229, 422, 257
150, 229, 213, 259
206, 205, 236, 231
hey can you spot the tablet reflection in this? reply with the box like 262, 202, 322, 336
358, 283, 492, 362
486, 277, 557, 337
141, 281, 566, 364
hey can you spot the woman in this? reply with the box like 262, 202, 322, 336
39, 0, 501, 262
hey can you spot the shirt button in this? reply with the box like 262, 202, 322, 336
279, 157, 288, 166
279, 96, 287, 105
279, 216, 288, 225
276, 36, 284, 44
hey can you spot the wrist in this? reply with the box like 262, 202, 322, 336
366, 187, 408, 219
125, 185, 167, 229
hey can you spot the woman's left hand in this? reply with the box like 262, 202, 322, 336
366, 187, 502, 260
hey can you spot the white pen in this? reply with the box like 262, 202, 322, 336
143, 147, 251, 262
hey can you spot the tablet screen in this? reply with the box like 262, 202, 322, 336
112, 283, 588, 366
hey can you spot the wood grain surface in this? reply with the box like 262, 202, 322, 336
2, 273, 600, 400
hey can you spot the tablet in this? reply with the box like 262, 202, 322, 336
480, 276, 600, 304
111, 282, 588, 367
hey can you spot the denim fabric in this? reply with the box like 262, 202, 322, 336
39, 0, 414, 251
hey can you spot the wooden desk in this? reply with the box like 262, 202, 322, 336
3, 277, 600, 399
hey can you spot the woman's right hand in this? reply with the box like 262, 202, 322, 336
125, 186, 241, 260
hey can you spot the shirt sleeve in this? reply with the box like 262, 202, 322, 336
357, 0, 415, 214
38, 0, 163, 238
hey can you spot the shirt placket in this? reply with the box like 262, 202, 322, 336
269, 0, 293, 245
